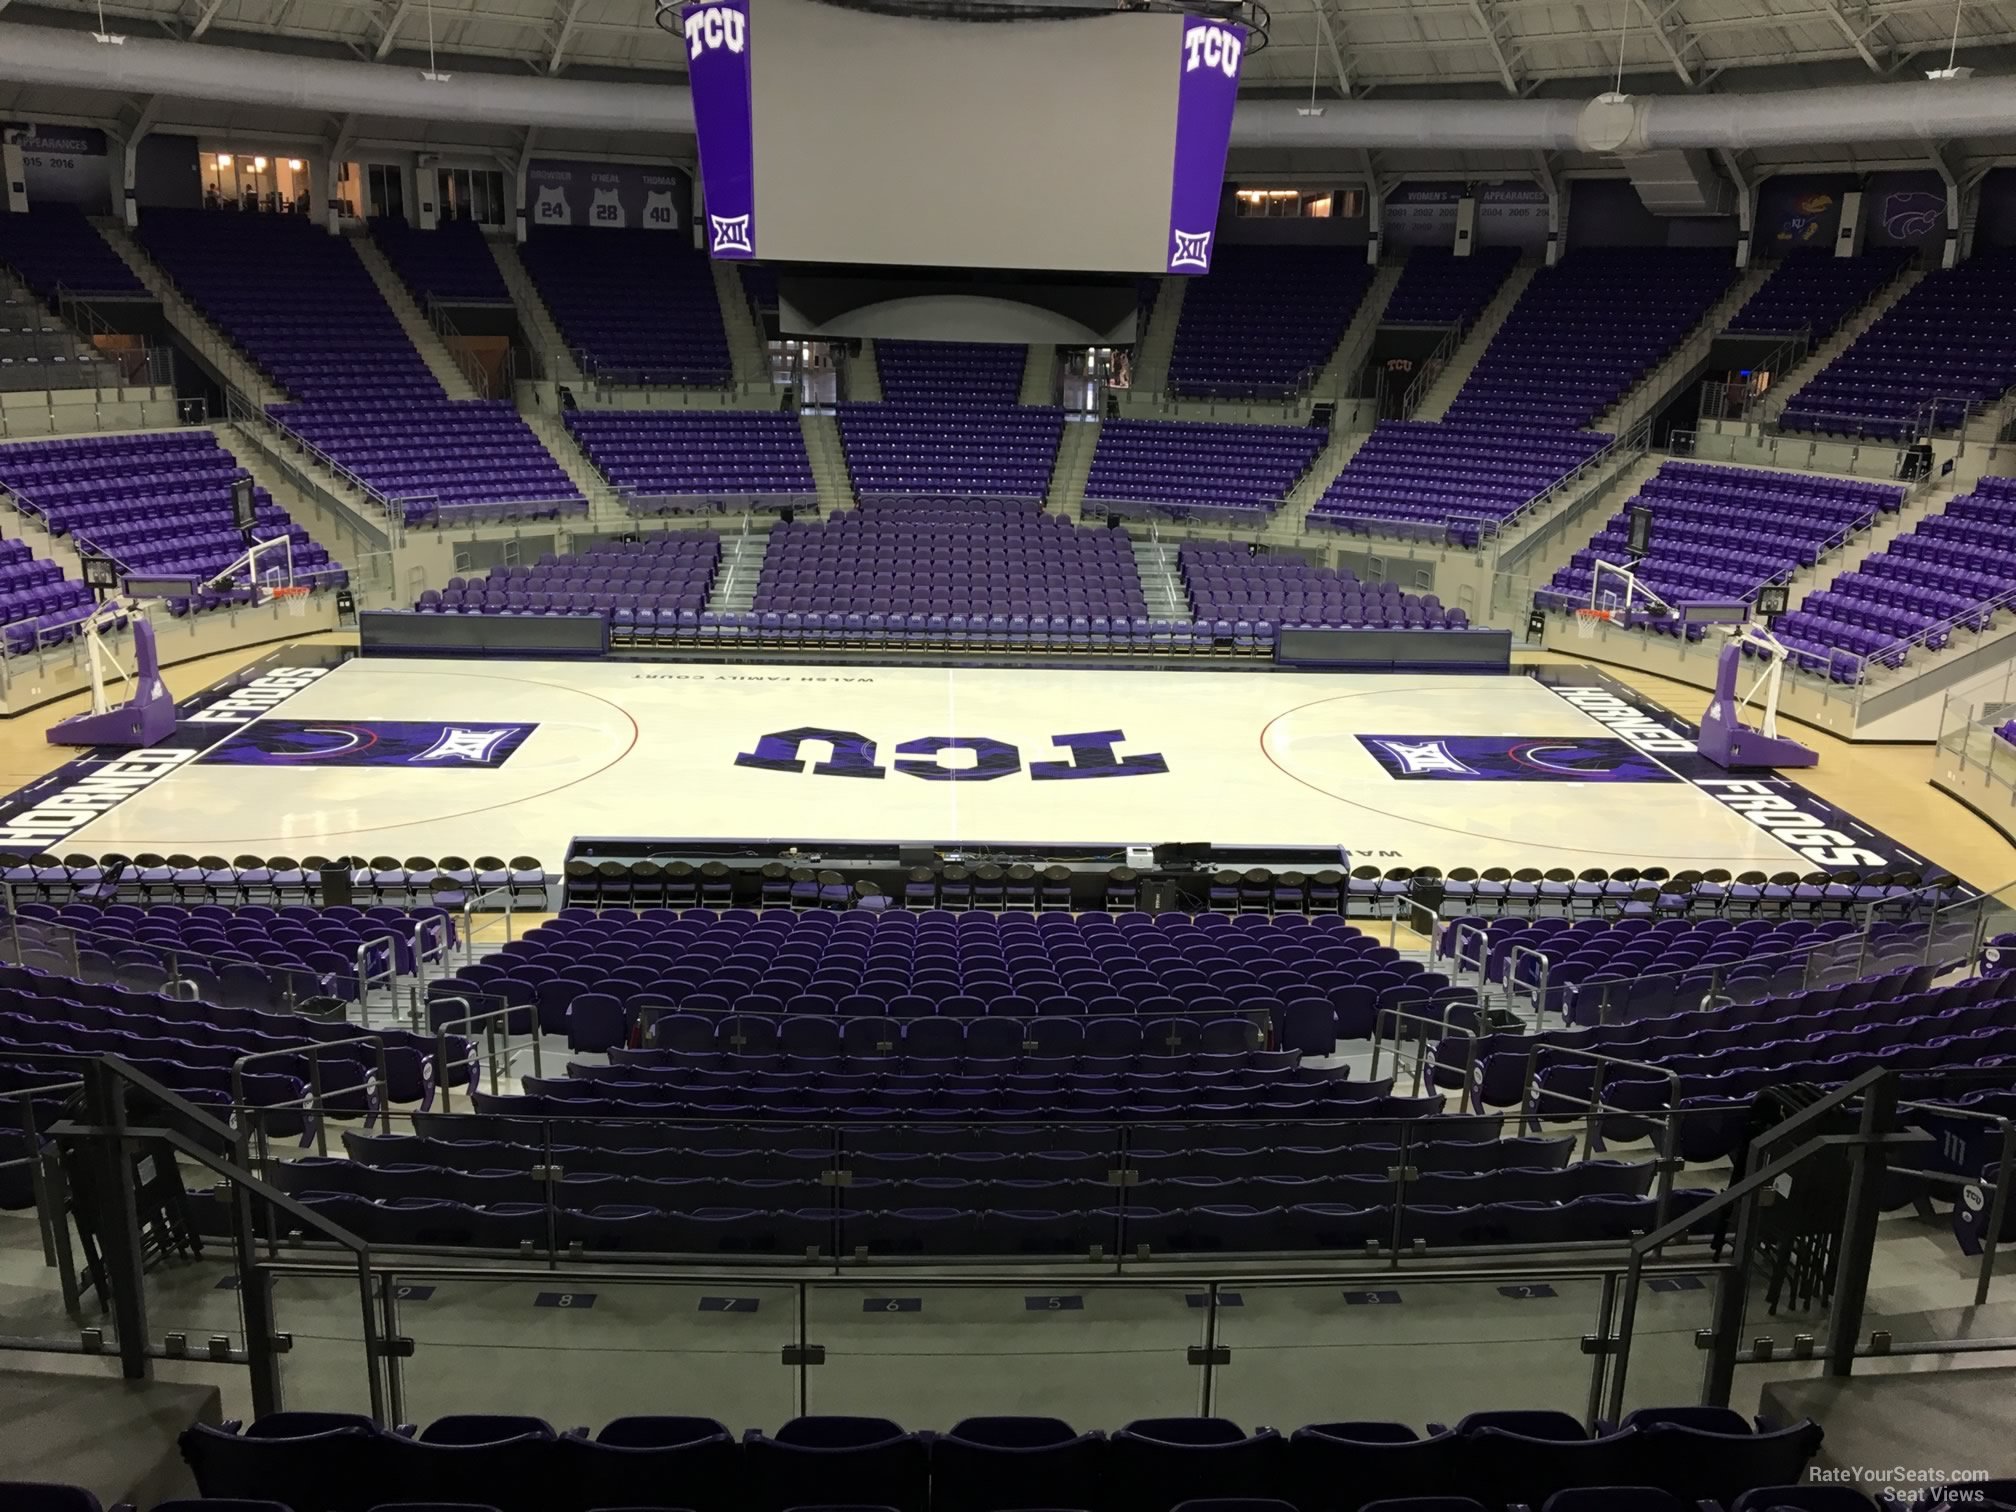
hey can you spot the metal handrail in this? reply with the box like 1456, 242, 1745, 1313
1517, 1042, 1684, 1154
1369, 1005, 1479, 1100
432, 1000, 543, 1113
1503, 942, 1553, 1021
459, 886, 517, 967
229, 1032, 394, 1161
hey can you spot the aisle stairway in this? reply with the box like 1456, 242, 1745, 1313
1045, 418, 1099, 518
353, 235, 479, 400
707, 529, 769, 612
799, 411, 855, 512
711, 263, 770, 389
490, 239, 584, 386
1410, 263, 1537, 422
92, 220, 282, 406
1132, 533, 1190, 620
1130, 278, 1186, 394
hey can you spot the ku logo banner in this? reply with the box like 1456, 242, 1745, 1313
1357, 734, 1680, 784
198, 720, 537, 769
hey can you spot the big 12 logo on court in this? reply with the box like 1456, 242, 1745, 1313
685, 0, 745, 58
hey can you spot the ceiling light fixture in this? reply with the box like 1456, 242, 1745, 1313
419, 0, 452, 82
1927, 0, 1971, 77
91, 0, 125, 43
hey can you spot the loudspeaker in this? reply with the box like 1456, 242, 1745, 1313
1106, 513, 1120, 530
318, 866, 354, 907
1139, 876, 1179, 912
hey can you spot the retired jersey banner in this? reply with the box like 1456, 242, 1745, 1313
683, 0, 757, 259
1165, 18, 1244, 276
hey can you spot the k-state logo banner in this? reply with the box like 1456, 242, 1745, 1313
1167, 19, 1245, 276
1357, 734, 1680, 784
684, 0, 757, 260
197, 720, 538, 769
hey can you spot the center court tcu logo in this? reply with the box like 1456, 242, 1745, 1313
1169, 230, 1213, 271
709, 214, 753, 256
736, 727, 1167, 782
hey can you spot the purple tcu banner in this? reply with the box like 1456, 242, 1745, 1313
1166, 18, 1245, 276
683, 0, 757, 260
197, 720, 537, 769
1357, 735, 1680, 784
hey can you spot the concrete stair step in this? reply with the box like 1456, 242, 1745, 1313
93, 220, 283, 406
1412, 262, 1538, 422
352, 234, 478, 399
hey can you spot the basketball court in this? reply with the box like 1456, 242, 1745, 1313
0, 650, 1925, 876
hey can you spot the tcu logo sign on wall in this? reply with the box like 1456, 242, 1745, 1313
1182, 23, 1243, 77
685, 0, 746, 57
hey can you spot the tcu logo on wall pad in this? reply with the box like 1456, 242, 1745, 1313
1183, 22, 1243, 77
589, 187, 626, 227
533, 184, 571, 224
685, 0, 746, 57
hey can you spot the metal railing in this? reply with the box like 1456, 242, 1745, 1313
426, 299, 516, 401
1694, 326, 1813, 429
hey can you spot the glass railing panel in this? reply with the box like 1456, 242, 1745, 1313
1214, 1275, 1609, 1429
802, 1279, 1205, 1428
390, 1273, 801, 1428
1610, 1267, 1723, 1418
267, 1268, 381, 1419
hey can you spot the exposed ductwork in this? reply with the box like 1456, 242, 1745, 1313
2, 20, 2014, 153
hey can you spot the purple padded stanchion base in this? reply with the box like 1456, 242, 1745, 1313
1696, 634, 1818, 771
45, 620, 177, 748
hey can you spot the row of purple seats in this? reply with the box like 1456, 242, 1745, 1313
1310, 422, 1609, 546
612, 607, 1304, 655
838, 404, 1065, 500
1169, 245, 1376, 398
753, 501, 1142, 617
0, 202, 147, 301
518, 226, 731, 385
1180, 540, 1469, 629
0, 532, 93, 643
1382, 246, 1520, 326
1539, 461, 1903, 612
0, 429, 343, 594
169, 1406, 1829, 1512
564, 409, 814, 502
1445, 248, 1737, 430
417, 535, 720, 617
1769, 478, 2016, 682
1084, 417, 1324, 517
368, 215, 511, 304
1782, 251, 2016, 438
877, 340, 1026, 403
1728, 246, 1914, 342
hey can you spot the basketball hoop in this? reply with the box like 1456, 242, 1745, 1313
1574, 608, 1614, 640
266, 584, 312, 602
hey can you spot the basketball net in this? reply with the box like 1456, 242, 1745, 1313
1574, 608, 1614, 640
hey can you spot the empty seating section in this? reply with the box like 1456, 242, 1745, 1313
1781, 251, 2016, 438
368, 215, 511, 304
446, 905, 1448, 1036
1383, 246, 1520, 326
751, 502, 1142, 622
1770, 478, 2016, 681
838, 402, 1064, 501
1440, 912, 1950, 1026
1083, 419, 1324, 520
1539, 462, 1903, 613
1310, 424, 1607, 547
0, 431, 343, 612
1448, 971, 2016, 1163
1444, 249, 1736, 430
563, 410, 814, 512
1168, 246, 1374, 398
517, 227, 731, 385
0, 533, 91, 645
134, 210, 576, 525
416, 536, 720, 620
1727, 247, 1913, 341
0, 203, 147, 301
169, 1407, 1830, 1512
1180, 542, 1468, 630
283, 401, 581, 526
877, 340, 1025, 403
